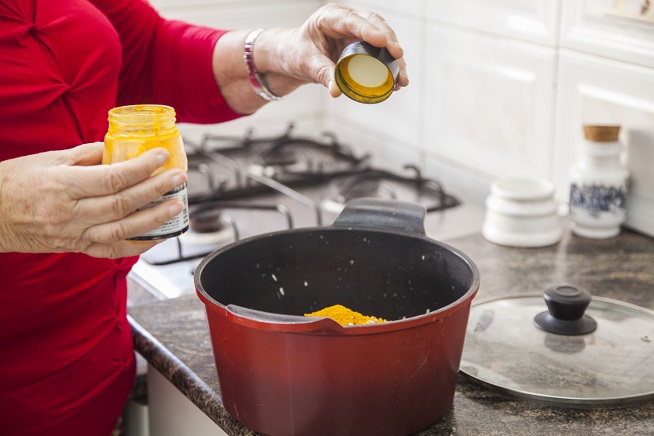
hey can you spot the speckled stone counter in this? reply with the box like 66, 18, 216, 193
128, 226, 654, 435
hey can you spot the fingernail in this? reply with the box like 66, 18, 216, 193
169, 201, 183, 216
156, 151, 170, 165
172, 174, 185, 186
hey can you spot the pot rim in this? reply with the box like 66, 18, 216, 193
194, 225, 480, 336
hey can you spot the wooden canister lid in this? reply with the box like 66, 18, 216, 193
583, 125, 621, 142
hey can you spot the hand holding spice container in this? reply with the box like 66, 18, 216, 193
103, 104, 189, 240
334, 41, 400, 104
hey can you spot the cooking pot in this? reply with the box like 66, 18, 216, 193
195, 198, 480, 435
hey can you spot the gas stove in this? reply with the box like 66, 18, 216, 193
128, 123, 484, 303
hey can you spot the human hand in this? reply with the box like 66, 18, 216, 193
0, 142, 187, 258
258, 3, 409, 98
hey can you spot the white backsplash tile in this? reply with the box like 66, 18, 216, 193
321, 119, 422, 174
424, 25, 557, 182
154, 1, 318, 30
155, 1, 325, 131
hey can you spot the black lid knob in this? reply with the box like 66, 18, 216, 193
534, 285, 597, 335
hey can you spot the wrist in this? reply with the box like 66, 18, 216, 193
248, 28, 305, 96
243, 29, 282, 102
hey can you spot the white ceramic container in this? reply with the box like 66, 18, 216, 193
482, 178, 563, 248
569, 125, 629, 239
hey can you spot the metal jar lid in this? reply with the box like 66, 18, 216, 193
334, 41, 399, 104
460, 285, 654, 408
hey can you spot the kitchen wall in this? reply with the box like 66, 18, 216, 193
152, 0, 654, 236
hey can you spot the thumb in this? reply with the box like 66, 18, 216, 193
308, 53, 337, 90
328, 80, 342, 98
311, 55, 344, 98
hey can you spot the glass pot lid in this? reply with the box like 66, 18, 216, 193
460, 285, 654, 408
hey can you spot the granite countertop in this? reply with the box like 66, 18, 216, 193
128, 226, 654, 435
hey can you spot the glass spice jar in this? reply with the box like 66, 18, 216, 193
103, 104, 189, 240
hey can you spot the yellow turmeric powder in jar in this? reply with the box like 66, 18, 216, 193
305, 304, 387, 326
103, 104, 189, 240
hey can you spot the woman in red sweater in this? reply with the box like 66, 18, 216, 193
0, 1, 407, 434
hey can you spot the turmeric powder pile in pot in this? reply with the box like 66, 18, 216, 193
305, 304, 387, 326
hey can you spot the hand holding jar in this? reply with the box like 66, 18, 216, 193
212, 3, 409, 113
0, 142, 187, 258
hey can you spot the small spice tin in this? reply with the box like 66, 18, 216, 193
335, 41, 399, 104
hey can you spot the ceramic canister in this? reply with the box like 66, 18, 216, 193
482, 178, 563, 248
569, 125, 629, 239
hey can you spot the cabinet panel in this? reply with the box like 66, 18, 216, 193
147, 367, 228, 436
424, 25, 557, 181
554, 51, 654, 236
560, 0, 654, 68
426, 0, 561, 46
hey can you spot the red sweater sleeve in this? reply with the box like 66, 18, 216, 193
89, 0, 241, 124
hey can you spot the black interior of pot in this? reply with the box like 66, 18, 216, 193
198, 228, 476, 321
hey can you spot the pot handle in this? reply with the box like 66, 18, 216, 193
332, 198, 426, 235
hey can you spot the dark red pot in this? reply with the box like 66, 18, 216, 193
195, 199, 480, 435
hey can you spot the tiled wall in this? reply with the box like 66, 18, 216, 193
152, 0, 326, 140
154, 0, 654, 236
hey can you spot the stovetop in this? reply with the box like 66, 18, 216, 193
128, 124, 484, 303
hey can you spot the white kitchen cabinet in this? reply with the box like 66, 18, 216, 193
147, 365, 228, 436
560, 0, 654, 69
553, 50, 654, 237
424, 24, 557, 182
426, 0, 561, 46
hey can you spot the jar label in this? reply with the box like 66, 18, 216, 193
569, 183, 627, 218
130, 183, 189, 240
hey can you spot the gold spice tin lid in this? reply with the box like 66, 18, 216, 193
335, 41, 400, 104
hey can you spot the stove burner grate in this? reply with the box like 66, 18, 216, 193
323, 165, 459, 213
184, 123, 370, 204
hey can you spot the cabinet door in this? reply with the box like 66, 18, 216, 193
424, 25, 557, 181
427, 0, 561, 46
554, 51, 654, 237
560, 0, 654, 68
